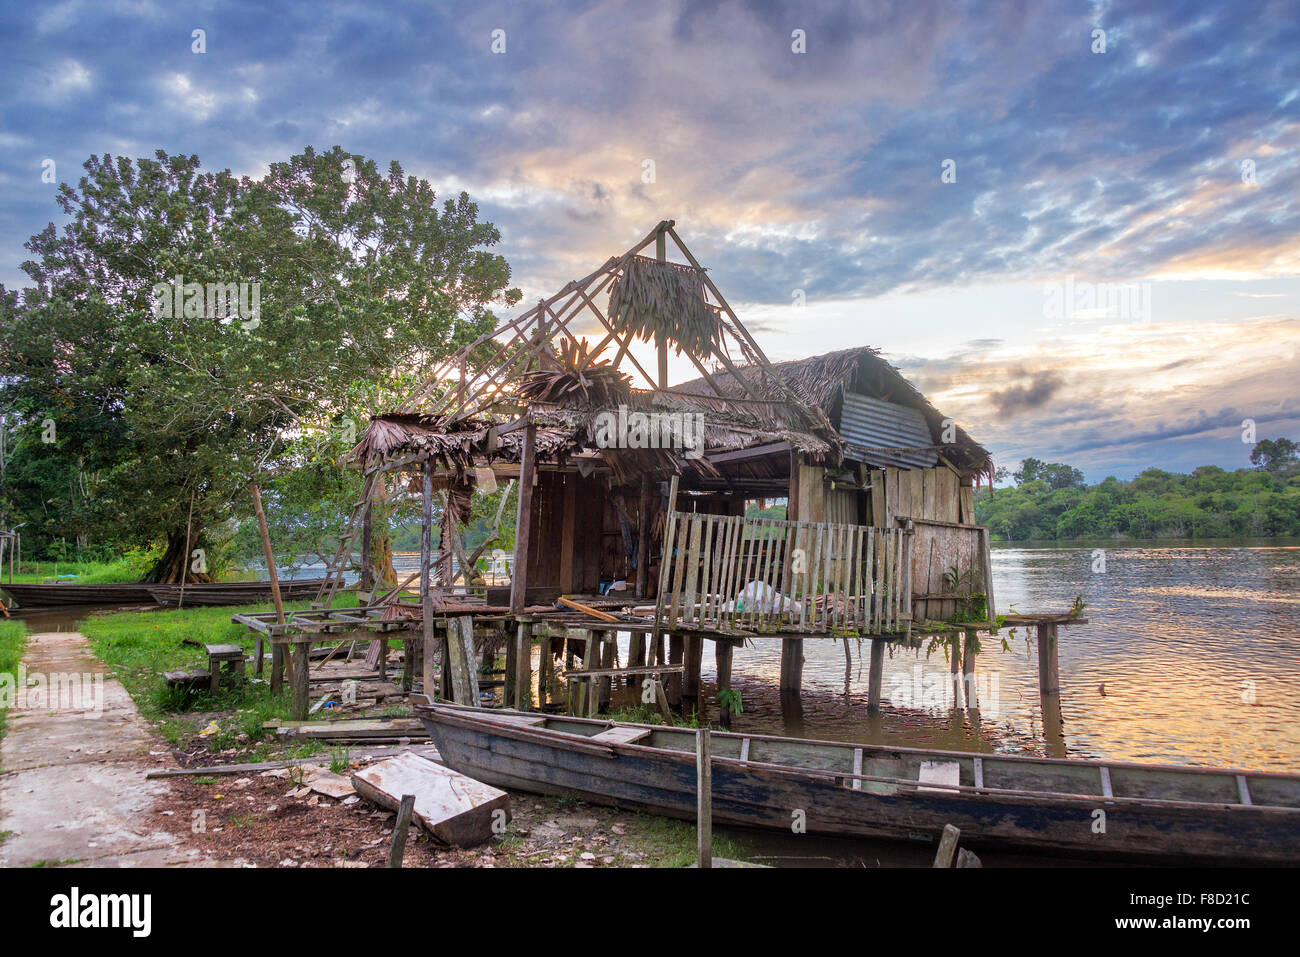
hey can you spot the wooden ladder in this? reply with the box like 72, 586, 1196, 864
312, 469, 378, 609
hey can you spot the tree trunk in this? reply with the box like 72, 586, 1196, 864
370, 526, 398, 588
143, 529, 215, 584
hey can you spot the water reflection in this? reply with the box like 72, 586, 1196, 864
588, 540, 1300, 773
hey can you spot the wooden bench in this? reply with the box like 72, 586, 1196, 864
205, 643, 247, 695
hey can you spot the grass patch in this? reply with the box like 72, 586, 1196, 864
80, 593, 361, 748
0, 619, 30, 743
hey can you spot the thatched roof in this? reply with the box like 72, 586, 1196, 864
354, 345, 990, 482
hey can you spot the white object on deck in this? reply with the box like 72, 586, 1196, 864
917, 760, 962, 793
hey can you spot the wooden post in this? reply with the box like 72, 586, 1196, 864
388, 793, 416, 868
290, 639, 311, 724
867, 637, 886, 714
963, 628, 979, 711
514, 623, 532, 710
598, 632, 614, 711
715, 641, 734, 729
696, 728, 712, 869
421, 460, 436, 697
683, 635, 703, 707
636, 473, 653, 600
949, 635, 963, 709
536, 637, 550, 707
1037, 623, 1060, 697
510, 423, 537, 616
1038, 621, 1064, 756
667, 634, 684, 707
504, 629, 516, 706
249, 481, 291, 706
933, 824, 960, 867
779, 638, 804, 694
627, 632, 646, 674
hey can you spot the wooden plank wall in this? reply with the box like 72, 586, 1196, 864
524, 471, 604, 593
871, 465, 964, 527
908, 521, 985, 623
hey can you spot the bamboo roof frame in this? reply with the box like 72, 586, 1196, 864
389, 221, 834, 444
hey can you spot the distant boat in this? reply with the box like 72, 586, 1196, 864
146, 578, 327, 607
418, 703, 1300, 864
0, 583, 158, 607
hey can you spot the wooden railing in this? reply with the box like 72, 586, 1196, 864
655, 512, 912, 635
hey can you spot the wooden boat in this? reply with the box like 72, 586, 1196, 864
417, 703, 1300, 864
146, 578, 327, 607
0, 582, 157, 607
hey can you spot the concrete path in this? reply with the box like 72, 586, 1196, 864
0, 631, 209, 867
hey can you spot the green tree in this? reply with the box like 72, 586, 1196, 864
0, 148, 520, 580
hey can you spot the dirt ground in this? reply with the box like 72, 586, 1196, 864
151, 751, 724, 868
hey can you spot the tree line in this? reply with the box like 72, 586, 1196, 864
974, 444, 1300, 541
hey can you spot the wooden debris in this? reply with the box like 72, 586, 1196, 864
307, 769, 357, 799
352, 752, 510, 847
389, 794, 417, 868
556, 596, 621, 622
933, 824, 961, 867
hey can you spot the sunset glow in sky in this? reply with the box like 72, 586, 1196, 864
2, 0, 1298, 479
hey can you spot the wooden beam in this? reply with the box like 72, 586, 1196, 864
421, 459, 436, 698
510, 422, 537, 616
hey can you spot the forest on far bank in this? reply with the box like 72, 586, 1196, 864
973, 442, 1300, 541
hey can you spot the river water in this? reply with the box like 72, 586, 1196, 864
623, 540, 1300, 774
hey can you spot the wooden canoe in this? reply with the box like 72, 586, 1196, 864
146, 579, 326, 607
0, 583, 157, 607
417, 703, 1300, 864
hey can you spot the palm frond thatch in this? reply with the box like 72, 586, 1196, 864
607, 255, 721, 356
517, 338, 633, 407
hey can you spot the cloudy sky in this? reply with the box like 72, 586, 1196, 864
2, 0, 1298, 480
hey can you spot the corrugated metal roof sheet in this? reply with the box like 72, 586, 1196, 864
839, 391, 938, 470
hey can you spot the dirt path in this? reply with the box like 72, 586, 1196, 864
0, 631, 214, 867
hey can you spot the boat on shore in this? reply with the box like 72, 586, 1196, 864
417, 703, 1300, 864
0, 582, 158, 607
146, 578, 326, 607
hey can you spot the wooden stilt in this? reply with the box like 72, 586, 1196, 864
715, 642, 734, 729
438, 631, 451, 700
504, 630, 517, 706
598, 632, 614, 711
538, 636, 554, 707
963, 628, 979, 711
1037, 623, 1060, 696
420, 459, 436, 697
290, 642, 310, 721
683, 635, 703, 707
867, 637, 885, 714
514, 623, 532, 710
627, 633, 645, 675
779, 638, 804, 694
510, 423, 536, 616
949, 636, 963, 709
667, 634, 683, 707
568, 628, 593, 716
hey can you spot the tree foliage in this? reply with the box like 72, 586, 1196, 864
0, 147, 520, 579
